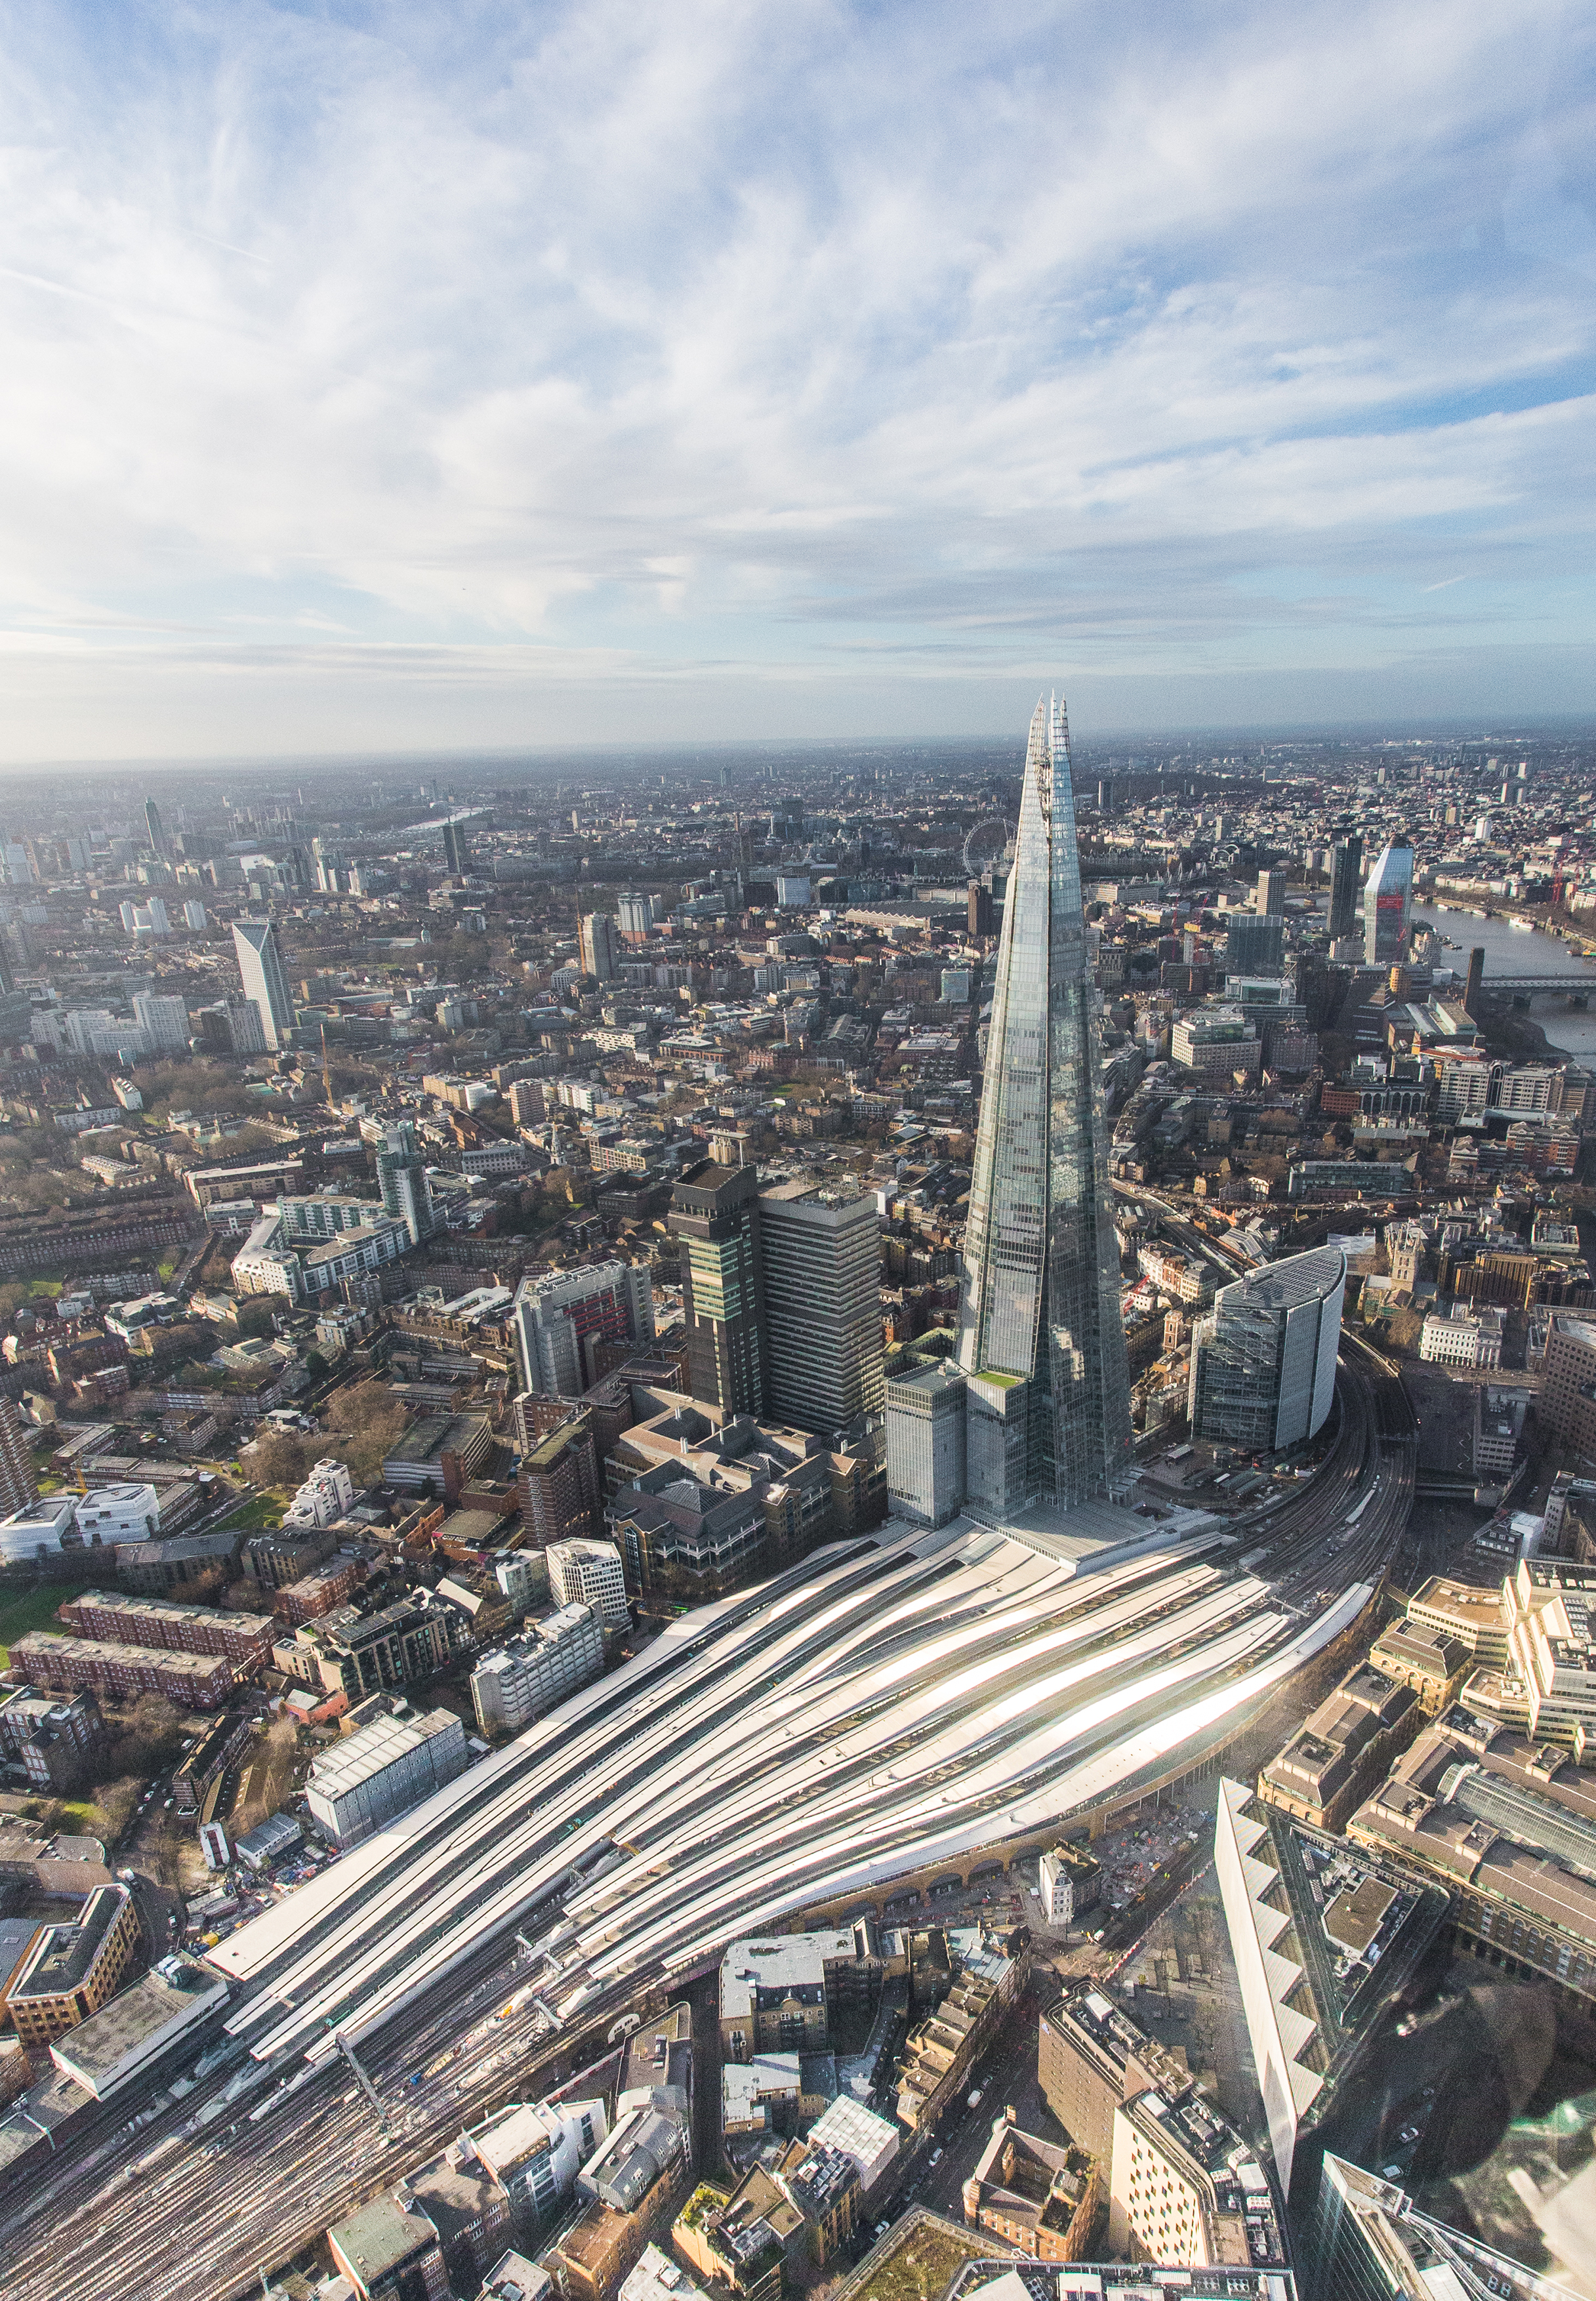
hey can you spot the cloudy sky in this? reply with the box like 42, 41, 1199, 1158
1, 0, 1593, 760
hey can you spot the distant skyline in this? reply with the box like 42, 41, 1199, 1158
1, 2, 1593, 760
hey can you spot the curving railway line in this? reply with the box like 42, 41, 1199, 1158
0, 1330, 1416, 2301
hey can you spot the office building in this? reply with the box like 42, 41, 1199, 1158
232, 916, 295, 1049
1038, 1842, 1103, 1927
474, 2096, 608, 2239
131, 990, 190, 1050
1224, 911, 1284, 975
470, 1604, 604, 1735
442, 817, 470, 876
885, 1362, 967, 1526
48, 1951, 228, 2103
1188, 1245, 1345, 1453
0, 1398, 39, 1515
144, 796, 169, 858
0, 1682, 102, 1793
272, 1592, 466, 1702
197, 994, 268, 1055
376, 1119, 438, 1246
546, 1537, 630, 1631
1328, 834, 1362, 939
1306, 2154, 1536, 2301
514, 1263, 655, 1398
962, 2121, 1101, 2263
2, 1883, 141, 2050
1035, 1987, 1285, 2271
1418, 1307, 1503, 1371
757, 1181, 883, 1434
968, 880, 994, 937
1462, 943, 1484, 1016
953, 696, 1132, 1515
306, 1701, 469, 1847
183, 897, 207, 930
1170, 1005, 1261, 1080
1256, 867, 1286, 918
519, 1412, 603, 1546
327, 2196, 451, 2301
1216, 1780, 1450, 2201
1363, 837, 1414, 966
579, 911, 621, 981
670, 1160, 766, 1417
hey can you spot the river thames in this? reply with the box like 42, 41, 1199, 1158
1414, 901, 1596, 1064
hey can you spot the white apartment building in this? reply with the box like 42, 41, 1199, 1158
546, 1539, 630, 1632
306, 1704, 468, 1848
472, 2096, 609, 2231
470, 1603, 604, 1736
283, 1458, 356, 1530
131, 992, 191, 1050
1420, 1307, 1504, 1372
460, 1141, 528, 1179
73, 1482, 161, 1546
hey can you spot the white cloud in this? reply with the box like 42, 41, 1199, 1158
0, 0, 1591, 754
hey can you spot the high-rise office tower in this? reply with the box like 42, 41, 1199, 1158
1364, 837, 1414, 967
578, 912, 621, 981
513, 1263, 655, 1398
670, 1160, 766, 1417
0, 1398, 39, 1514
441, 819, 469, 877
144, 798, 169, 860
968, 880, 994, 938
1189, 1247, 1345, 1454
1328, 834, 1362, 940
1256, 868, 1286, 918
232, 918, 295, 1049
1463, 946, 1485, 1018
1225, 914, 1284, 975
756, 1181, 884, 1433
954, 693, 1132, 1515
376, 1122, 437, 1246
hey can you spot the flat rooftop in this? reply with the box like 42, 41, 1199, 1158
49, 1955, 226, 2094
7, 1885, 127, 2005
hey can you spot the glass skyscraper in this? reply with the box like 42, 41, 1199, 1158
955, 695, 1133, 1513
1363, 837, 1413, 967
232, 917, 295, 1050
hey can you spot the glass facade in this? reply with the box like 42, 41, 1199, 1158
1188, 1245, 1345, 1454
1364, 840, 1414, 967
956, 695, 1133, 1511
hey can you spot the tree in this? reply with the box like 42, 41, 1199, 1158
323, 1379, 409, 1488
245, 1429, 309, 1490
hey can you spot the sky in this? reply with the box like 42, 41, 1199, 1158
1, 0, 1593, 761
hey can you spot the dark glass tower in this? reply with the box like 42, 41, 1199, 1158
955, 695, 1132, 1513
1328, 834, 1362, 941
670, 1158, 766, 1417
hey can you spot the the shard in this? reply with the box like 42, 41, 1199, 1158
954, 693, 1134, 1513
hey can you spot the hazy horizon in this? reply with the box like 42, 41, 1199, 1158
1, 3, 1591, 760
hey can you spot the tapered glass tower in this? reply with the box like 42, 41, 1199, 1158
955, 695, 1133, 1513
